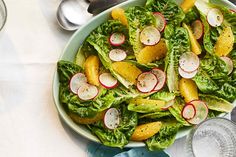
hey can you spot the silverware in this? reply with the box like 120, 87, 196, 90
56, 0, 126, 31
56, 0, 92, 31
88, 0, 126, 15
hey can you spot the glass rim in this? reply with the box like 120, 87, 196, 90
189, 117, 236, 155
0, 0, 7, 31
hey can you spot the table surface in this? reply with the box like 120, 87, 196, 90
0, 0, 234, 157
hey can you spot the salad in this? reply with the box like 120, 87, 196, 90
57, 0, 236, 150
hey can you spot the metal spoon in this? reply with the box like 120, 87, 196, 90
57, 0, 126, 31
88, 0, 126, 15
56, 0, 92, 31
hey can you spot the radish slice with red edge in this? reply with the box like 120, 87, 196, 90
99, 73, 118, 89
153, 12, 166, 32
140, 26, 161, 46
137, 72, 158, 93
77, 83, 98, 101
161, 99, 175, 110
109, 49, 127, 62
220, 56, 234, 75
230, 9, 236, 13
69, 73, 87, 94
178, 67, 198, 79
179, 52, 200, 73
187, 100, 208, 125
104, 108, 120, 130
182, 103, 196, 120
151, 68, 166, 91
109, 33, 125, 46
191, 20, 204, 40
207, 8, 224, 27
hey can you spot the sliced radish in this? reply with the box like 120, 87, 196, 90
109, 49, 127, 61
99, 73, 118, 89
109, 33, 125, 46
207, 8, 224, 27
140, 26, 161, 46
69, 73, 87, 94
178, 67, 198, 79
77, 83, 98, 101
181, 103, 196, 120
230, 9, 236, 13
161, 99, 175, 110
179, 52, 200, 73
220, 56, 234, 75
187, 100, 209, 125
137, 72, 158, 93
191, 20, 204, 40
153, 12, 166, 32
151, 68, 166, 91
104, 108, 120, 130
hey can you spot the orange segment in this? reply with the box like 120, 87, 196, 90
111, 8, 128, 26
136, 39, 167, 64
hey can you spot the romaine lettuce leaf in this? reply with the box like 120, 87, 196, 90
165, 27, 191, 92
125, 6, 154, 56
145, 0, 185, 26
117, 105, 138, 139
90, 126, 128, 148
215, 83, 236, 102
193, 68, 219, 93
88, 104, 138, 148
200, 54, 228, 80
183, 6, 199, 24
57, 60, 83, 83
128, 101, 163, 113
199, 94, 234, 112
168, 97, 190, 126
146, 120, 182, 151
86, 20, 133, 88
150, 91, 176, 101
197, 3, 236, 54
139, 111, 172, 119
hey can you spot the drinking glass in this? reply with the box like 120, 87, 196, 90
0, 0, 7, 31
185, 118, 236, 157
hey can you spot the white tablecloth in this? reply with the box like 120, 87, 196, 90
0, 0, 186, 156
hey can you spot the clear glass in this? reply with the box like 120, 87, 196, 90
185, 118, 236, 157
0, 0, 7, 31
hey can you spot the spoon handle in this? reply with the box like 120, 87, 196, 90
88, 0, 126, 15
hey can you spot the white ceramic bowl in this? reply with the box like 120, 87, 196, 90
53, 0, 236, 147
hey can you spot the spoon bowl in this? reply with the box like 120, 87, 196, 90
56, 0, 92, 31
56, 0, 127, 31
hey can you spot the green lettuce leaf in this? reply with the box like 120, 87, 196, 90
200, 54, 228, 80
193, 68, 219, 93
165, 27, 191, 92
88, 104, 138, 148
117, 105, 138, 139
199, 94, 234, 112
215, 83, 236, 102
168, 97, 190, 126
128, 101, 164, 113
57, 60, 83, 83
150, 91, 176, 101
183, 6, 199, 24
145, 0, 185, 26
86, 20, 133, 88
125, 6, 154, 56
139, 111, 172, 119
146, 120, 182, 151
